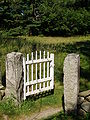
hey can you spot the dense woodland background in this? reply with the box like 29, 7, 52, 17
0, 0, 90, 37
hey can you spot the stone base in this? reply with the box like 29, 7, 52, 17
78, 90, 90, 115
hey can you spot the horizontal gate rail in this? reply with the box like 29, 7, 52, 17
23, 51, 54, 100
26, 86, 52, 96
26, 58, 52, 64
25, 77, 52, 86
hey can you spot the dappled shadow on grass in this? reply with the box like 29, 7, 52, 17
55, 40, 90, 90
1, 37, 90, 91
80, 64, 90, 91
80, 67, 90, 81
32, 40, 90, 90
54, 40, 90, 57
44, 111, 90, 120
71, 41, 90, 90
66, 40, 90, 90
26, 89, 54, 101
76, 41, 90, 57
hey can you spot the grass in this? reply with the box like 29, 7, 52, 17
0, 36, 90, 88
0, 35, 90, 119
42, 111, 90, 120
0, 35, 90, 89
21, 35, 90, 44
0, 82, 63, 120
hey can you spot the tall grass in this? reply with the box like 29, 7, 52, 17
21, 35, 90, 44
0, 35, 90, 90
0, 35, 90, 119
0, 82, 63, 119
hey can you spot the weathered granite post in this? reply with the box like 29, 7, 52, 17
63, 53, 80, 114
6, 52, 24, 103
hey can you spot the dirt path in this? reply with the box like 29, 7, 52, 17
24, 107, 62, 120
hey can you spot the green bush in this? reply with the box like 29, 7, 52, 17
40, 7, 90, 36
5, 27, 23, 36
0, 0, 90, 36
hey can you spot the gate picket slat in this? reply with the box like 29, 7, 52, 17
23, 57, 26, 100
27, 54, 29, 93
31, 52, 33, 92
35, 51, 37, 90
39, 51, 41, 90
43, 51, 45, 88
47, 52, 49, 87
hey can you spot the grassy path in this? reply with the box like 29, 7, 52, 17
0, 83, 63, 120
1, 107, 62, 120
26, 107, 62, 120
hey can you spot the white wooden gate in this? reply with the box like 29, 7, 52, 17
23, 51, 54, 100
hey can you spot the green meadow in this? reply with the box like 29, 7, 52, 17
0, 35, 90, 119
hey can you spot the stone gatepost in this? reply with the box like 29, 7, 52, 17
6, 52, 24, 103
63, 53, 80, 114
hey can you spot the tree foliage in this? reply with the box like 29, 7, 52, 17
0, 0, 90, 36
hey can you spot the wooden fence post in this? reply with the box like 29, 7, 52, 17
50, 53, 54, 89
23, 56, 26, 100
